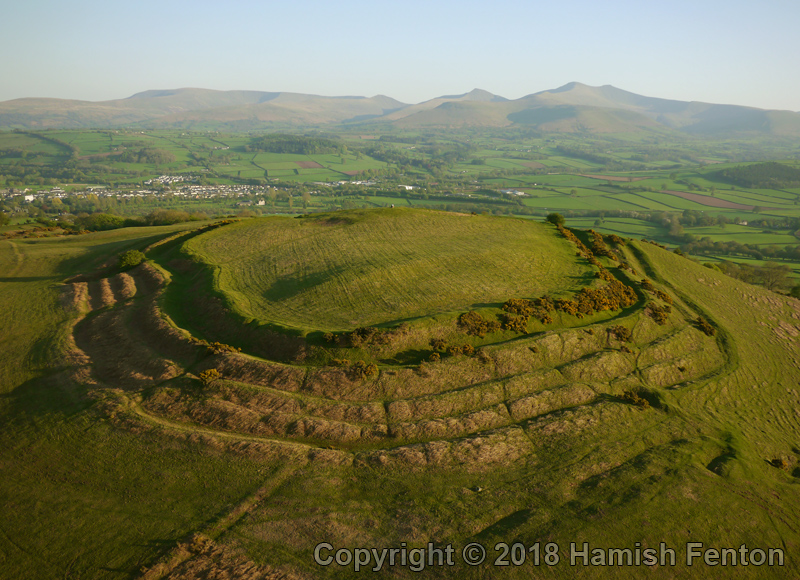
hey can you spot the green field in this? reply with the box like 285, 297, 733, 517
180, 209, 589, 331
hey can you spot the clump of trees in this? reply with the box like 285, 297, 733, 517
711, 261, 793, 291
74, 213, 127, 231
246, 134, 346, 155
546, 212, 565, 226
118, 249, 146, 270
118, 147, 175, 165
715, 162, 800, 189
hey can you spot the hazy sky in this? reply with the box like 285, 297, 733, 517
3, 0, 799, 110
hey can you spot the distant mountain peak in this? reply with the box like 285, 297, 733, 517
436, 88, 507, 102
549, 81, 586, 93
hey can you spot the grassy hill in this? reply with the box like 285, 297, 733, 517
179, 209, 588, 331
2, 209, 800, 578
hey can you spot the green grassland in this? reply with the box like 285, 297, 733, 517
0, 222, 269, 578
180, 209, 589, 331
3, 208, 800, 578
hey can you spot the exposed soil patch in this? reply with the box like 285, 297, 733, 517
203, 354, 306, 391
110, 272, 137, 301
87, 278, 115, 310
660, 189, 768, 210
582, 174, 650, 182
295, 161, 322, 169
74, 308, 182, 389
356, 426, 534, 470
59, 281, 88, 312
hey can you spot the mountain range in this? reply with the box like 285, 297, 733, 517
2, 82, 800, 136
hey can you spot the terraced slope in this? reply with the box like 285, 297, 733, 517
63, 211, 729, 467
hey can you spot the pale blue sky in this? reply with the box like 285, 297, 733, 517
3, 0, 799, 110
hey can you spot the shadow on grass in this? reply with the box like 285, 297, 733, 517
474, 508, 535, 540
2, 371, 92, 421
380, 349, 431, 366
0, 276, 60, 283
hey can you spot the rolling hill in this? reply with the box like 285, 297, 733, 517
2, 83, 800, 135
0, 88, 408, 130
3, 209, 800, 578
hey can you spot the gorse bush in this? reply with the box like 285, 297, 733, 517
621, 390, 650, 409
607, 234, 626, 246
646, 303, 672, 325
458, 311, 500, 337
429, 338, 447, 351
349, 361, 378, 380
501, 314, 529, 334
596, 269, 615, 282
654, 289, 673, 304
695, 316, 716, 336
609, 325, 632, 342
203, 341, 241, 355
588, 229, 617, 260
344, 324, 409, 348
198, 368, 220, 386
118, 249, 146, 270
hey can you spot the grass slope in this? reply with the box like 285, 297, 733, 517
182, 208, 590, 331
